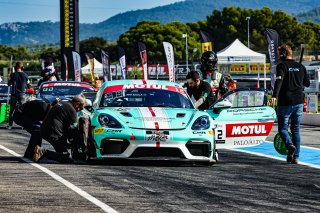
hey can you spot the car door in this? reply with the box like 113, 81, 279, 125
206, 88, 276, 149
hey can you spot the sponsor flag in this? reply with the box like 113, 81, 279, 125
101, 49, 111, 81
63, 54, 69, 81
266, 28, 280, 91
138, 41, 148, 80
163, 41, 175, 82
39, 58, 46, 70
200, 30, 214, 52
72, 51, 81, 82
85, 52, 95, 82
116, 46, 126, 80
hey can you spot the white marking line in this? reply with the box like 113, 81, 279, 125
0, 145, 118, 213
230, 148, 320, 170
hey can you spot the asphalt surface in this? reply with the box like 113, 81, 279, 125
0, 124, 320, 212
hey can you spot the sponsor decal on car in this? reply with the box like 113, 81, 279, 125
94, 128, 104, 134
103, 84, 186, 95
42, 82, 94, 89
147, 134, 168, 142
192, 131, 207, 135
233, 139, 264, 146
226, 122, 273, 137
106, 129, 122, 133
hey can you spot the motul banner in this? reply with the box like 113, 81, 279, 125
266, 28, 279, 91
138, 41, 148, 80
63, 54, 69, 81
200, 30, 214, 52
163, 41, 175, 82
116, 46, 126, 80
85, 52, 95, 82
72, 51, 81, 82
101, 49, 111, 81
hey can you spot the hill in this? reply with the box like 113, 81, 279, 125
1, 0, 320, 45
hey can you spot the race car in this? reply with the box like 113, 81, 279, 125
38, 81, 96, 104
207, 88, 276, 150
86, 80, 217, 164
0, 84, 10, 105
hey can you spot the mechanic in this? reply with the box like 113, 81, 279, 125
32, 94, 86, 163
200, 51, 227, 98
186, 70, 215, 110
7, 61, 28, 129
13, 99, 55, 158
224, 73, 237, 91
270, 44, 310, 164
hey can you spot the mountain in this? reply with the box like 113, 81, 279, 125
296, 7, 320, 23
1, 0, 320, 45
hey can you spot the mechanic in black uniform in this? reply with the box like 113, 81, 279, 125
186, 71, 215, 110
32, 94, 86, 163
270, 44, 310, 164
13, 99, 52, 158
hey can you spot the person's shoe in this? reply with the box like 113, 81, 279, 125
291, 156, 299, 164
32, 145, 45, 163
6, 125, 12, 130
286, 145, 296, 163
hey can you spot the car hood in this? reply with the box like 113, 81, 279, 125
99, 107, 198, 130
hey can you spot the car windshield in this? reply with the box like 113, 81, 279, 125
39, 82, 95, 97
100, 88, 193, 108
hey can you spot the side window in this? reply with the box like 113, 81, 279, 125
224, 90, 265, 107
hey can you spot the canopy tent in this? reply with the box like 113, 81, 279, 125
217, 39, 267, 88
81, 58, 103, 76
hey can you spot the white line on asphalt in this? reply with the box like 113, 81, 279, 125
0, 144, 118, 213
231, 148, 320, 170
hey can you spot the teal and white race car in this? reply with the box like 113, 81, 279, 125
87, 80, 216, 164
85, 80, 276, 164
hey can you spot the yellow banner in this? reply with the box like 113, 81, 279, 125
230, 64, 247, 73
250, 64, 270, 73
201, 42, 212, 52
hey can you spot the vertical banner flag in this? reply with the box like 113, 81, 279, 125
72, 51, 81, 82
101, 49, 111, 81
266, 28, 280, 90
163, 41, 175, 82
85, 52, 95, 82
39, 58, 46, 70
117, 46, 126, 80
200, 30, 213, 53
138, 42, 148, 80
63, 54, 69, 81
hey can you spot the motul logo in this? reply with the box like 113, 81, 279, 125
226, 122, 273, 137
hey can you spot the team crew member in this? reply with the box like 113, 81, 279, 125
7, 62, 28, 129
270, 44, 310, 164
200, 51, 227, 98
13, 100, 52, 158
33, 94, 86, 163
186, 71, 215, 110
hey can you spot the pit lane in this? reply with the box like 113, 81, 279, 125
0, 125, 319, 212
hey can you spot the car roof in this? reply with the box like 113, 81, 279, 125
102, 80, 181, 89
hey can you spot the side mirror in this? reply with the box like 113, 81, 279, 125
212, 99, 232, 114
84, 99, 93, 112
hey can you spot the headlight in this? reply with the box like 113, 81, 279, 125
98, 114, 122, 128
191, 115, 210, 130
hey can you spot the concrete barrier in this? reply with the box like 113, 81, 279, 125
301, 113, 320, 126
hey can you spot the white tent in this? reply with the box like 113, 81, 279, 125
217, 39, 267, 88
81, 58, 103, 76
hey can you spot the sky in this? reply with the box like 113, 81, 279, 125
0, 0, 184, 24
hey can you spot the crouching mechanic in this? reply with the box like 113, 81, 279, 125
32, 94, 86, 163
186, 71, 215, 110
13, 99, 52, 158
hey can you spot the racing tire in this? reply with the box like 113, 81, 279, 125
85, 127, 97, 164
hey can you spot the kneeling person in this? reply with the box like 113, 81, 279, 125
33, 94, 86, 163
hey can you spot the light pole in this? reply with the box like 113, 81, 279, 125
182, 33, 188, 72
246, 16, 250, 48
